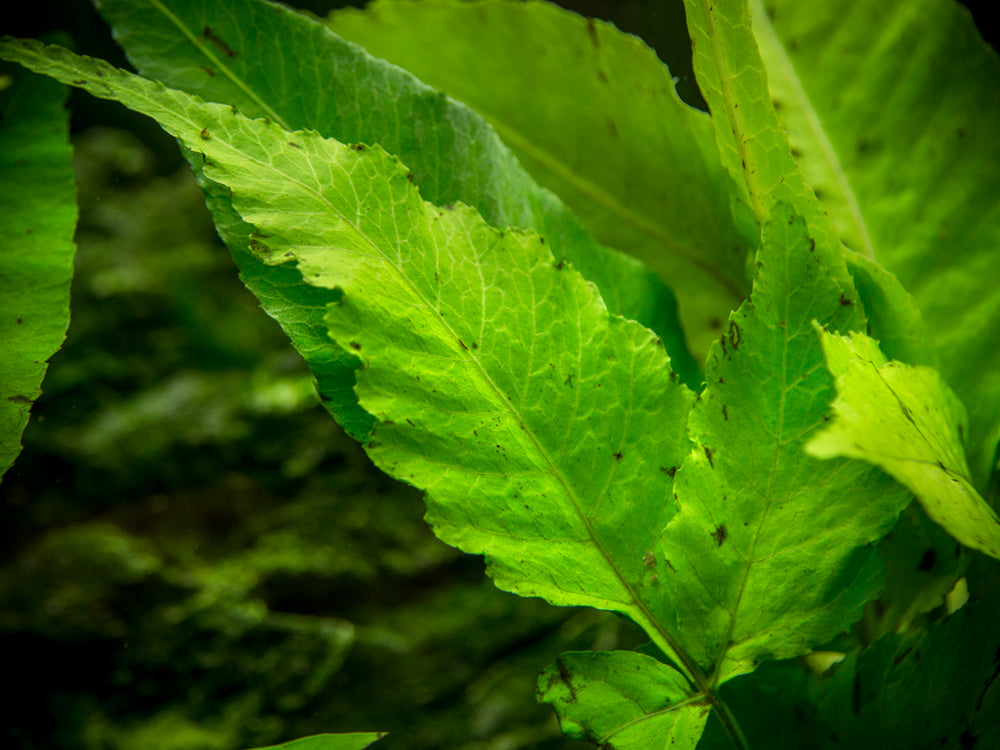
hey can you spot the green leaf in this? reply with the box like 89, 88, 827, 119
681, 0, 841, 264
328, 0, 750, 358
862, 502, 968, 640
0, 29, 699, 659
537, 651, 710, 749
842, 250, 934, 368
751, 0, 1000, 489
812, 590, 1000, 749
653, 205, 912, 685
90, 0, 700, 436
0, 58, 76, 480
806, 328, 1000, 560
247, 733, 385, 750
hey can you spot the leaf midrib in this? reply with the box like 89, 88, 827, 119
700, 0, 766, 226
2, 32, 746, 747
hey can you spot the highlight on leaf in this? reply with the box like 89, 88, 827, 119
806, 327, 1000, 560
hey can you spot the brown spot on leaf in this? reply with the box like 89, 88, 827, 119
712, 524, 728, 547
555, 657, 578, 702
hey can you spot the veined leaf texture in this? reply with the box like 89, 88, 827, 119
1, 0, 998, 747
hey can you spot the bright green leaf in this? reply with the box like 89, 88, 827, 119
0, 59, 76, 480
653, 205, 912, 685
681, 0, 841, 266
806, 328, 1000, 560
90, 0, 700, 435
247, 733, 385, 750
329, 0, 750, 358
751, 0, 1000, 489
537, 651, 710, 749
0, 31, 700, 661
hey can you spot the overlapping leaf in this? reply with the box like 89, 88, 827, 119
537, 651, 711, 749
89, 0, 698, 442
0, 31, 697, 661
681, 0, 839, 257
650, 206, 912, 685
806, 328, 1000, 559
0, 60, 76, 480
750, 0, 1000, 488
328, 0, 750, 357
811, 585, 1000, 749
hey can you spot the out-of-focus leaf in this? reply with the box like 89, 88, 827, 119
328, 0, 750, 358
811, 589, 1000, 749
247, 732, 386, 750
0, 60, 76, 479
862, 502, 968, 640
842, 250, 934, 368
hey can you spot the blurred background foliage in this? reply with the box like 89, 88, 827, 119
1, 1, 995, 749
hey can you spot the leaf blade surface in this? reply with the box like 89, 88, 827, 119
538, 651, 710, 749
329, 0, 750, 357
751, 0, 1000, 488
92, 0, 700, 431
0, 36, 700, 664
806, 328, 1000, 559
653, 205, 912, 684
0, 60, 76, 480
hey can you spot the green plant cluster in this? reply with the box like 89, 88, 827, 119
2, 0, 999, 748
